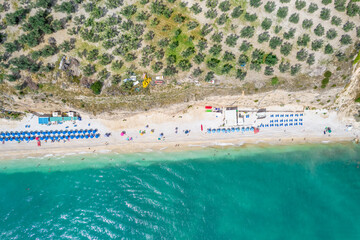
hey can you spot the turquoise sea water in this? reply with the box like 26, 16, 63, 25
0, 144, 360, 239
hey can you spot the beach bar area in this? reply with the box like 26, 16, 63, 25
38, 111, 81, 125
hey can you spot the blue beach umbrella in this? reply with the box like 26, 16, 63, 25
90, 135, 94, 139
70, 135, 74, 139
5, 138, 9, 141
0, 138, 3, 141
236, 127, 240, 132
40, 137, 44, 140
250, 127, 254, 131
241, 127, 245, 132
212, 129, 216, 133
75, 135, 80, 139
45, 136, 49, 140
20, 137, 24, 141
222, 128, 226, 133
246, 127, 249, 131
85, 135, 89, 139
207, 128, 211, 133
231, 128, 235, 132
5, 132, 10, 136
30, 136, 34, 140
10, 131, 14, 136
15, 137, 19, 141
95, 134, 100, 138
88, 129, 92, 133
9, 137, 13, 141
60, 136, 64, 140
0, 132, 4, 136
80, 135, 84, 139
217, 128, 220, 133
93, 129, 97, 134
25, 137, 29, 141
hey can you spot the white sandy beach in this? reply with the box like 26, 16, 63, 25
0, 96, 359, 161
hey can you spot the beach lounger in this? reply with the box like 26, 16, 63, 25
299, 119, 303, 121
280, 123, 283, 126
265, 124, 269, 127
294, 119, 298, 122
280, 115, 284, 117
270, 115, 274, 117
275, 114, 279, 117
270, 124, 274, 127
290, 114, 293, 117
300, 123, 303, 125
285, 114, 289, 117
289, 123, 293, 126
295, 114, 299, 117
275, 120, 278, 123
285, 123, 288, 127
300, 114, 303, 116
280, 119, 283, 123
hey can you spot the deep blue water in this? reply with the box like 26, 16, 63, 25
0, 144, 360, 239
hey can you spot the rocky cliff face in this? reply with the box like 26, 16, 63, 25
334, 62, 360, 124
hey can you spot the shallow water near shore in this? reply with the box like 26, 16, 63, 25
1, 143, 360, 239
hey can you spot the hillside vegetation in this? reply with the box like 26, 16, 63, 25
0, 0, 359, 113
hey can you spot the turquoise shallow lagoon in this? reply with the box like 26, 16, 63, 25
0, 144, 360, 239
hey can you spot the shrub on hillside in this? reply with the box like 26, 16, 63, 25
324, 44, 334, 54
265, 53, 278, 66
236, 69, 247, 80
258, 32, 270, 43
264, 1, 276, 13
5, 8, 29, 25
283, 28, 296, 40
216, 14, 229, 25
296, 48, 308, 61
302, 19, 313, 29
231, 6, 243, 18
221, 63, 233, 74
308, 3, 318, 13
295, 0, 306, 10
331, 16, 342, 26
326, 29, 337, 40
240, 26, 255, 38
277, 7, 288, 18
190, 3, 202, 14
343, 21, 355, 32
314, 24, 325, 36
289, 13, 299, 24
225, 34, 239, 47
209, 44, 222, 56
320, 8, 330, 20
311, 40, 323, 51
340, 35, 352, 45
250, 0, 262, 8
269, 37, 282, 50
219, 1, 231, 12
264, 66, 274, 76
90, 81, 103, 95
261, 18, 272, 30
279, 61, 290, 73
290, 64, 301, 76
297, 34, 311, 46
280, 42, 292, 56
239, 41, 252, 52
